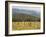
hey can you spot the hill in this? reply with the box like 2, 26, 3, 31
12, 13, 40, 22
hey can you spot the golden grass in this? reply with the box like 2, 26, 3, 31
12, 22, 40, 30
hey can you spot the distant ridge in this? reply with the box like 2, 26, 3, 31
12, 8, 40, 17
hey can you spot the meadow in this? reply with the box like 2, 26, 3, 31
12, 22, 40, 30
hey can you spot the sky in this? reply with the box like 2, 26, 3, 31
12, 6, 40, 17
12, 6, 41, 13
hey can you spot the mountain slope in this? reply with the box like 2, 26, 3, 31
12, 13, 40, 22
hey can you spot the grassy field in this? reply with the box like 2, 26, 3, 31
12, 22, 40, 30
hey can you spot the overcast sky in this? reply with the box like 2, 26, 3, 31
12, 6, 41, 13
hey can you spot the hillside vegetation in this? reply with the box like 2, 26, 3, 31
12, 13, 40, 22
